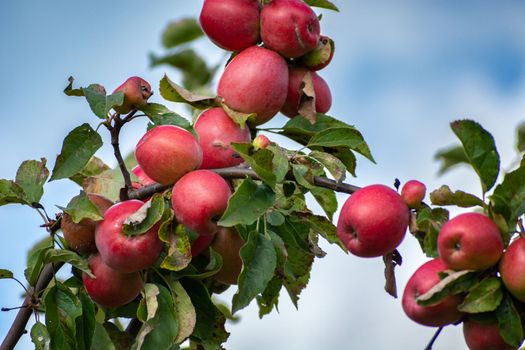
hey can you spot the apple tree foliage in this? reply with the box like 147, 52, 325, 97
1, 1, 525, 349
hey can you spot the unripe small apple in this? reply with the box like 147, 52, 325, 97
280, 67, 332, 118
217, 46, 289, 126
61, 194, 113, 255
135, 125, 202, 185
194, 107, 251, 169
82, 254, 143, 308
199, 0, 261, 52
260, 0, 320, 58
463, 319, 518, 350
500, 237, 525, 302
336, 184, 409, 257
95, 200, 164, 273
402, 258, 463, 327
172, 170, 232, 235
212, 227, 244, 285
252, 135, 270, 150
298, 35, 335, 71
113, 76, 152, 114
438, 213, 503, 271
401, 180, 426, 209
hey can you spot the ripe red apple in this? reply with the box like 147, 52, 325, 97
199, 0, 260, 52
463, 319, 517, 350
61, 194, 113, 255
401, 180, 426, 209
280, 67, 332, 118
500, 237, 525, 302
298, 35, 335, 71
113, 76, 152, 114
438, 213, 503, 271
217, 46, 288, 126
191, 234, 215, 258
260, 0, 320, 58
402, 258, 463, 327
336, 184, 409, 257
252, 134, 270, 150
194, 107, 251, 169
135, 125, 202, 185
95, 200, 164, 273
82, 254, 143, 308
212, 227, 244, 285
172, 170, 232, 235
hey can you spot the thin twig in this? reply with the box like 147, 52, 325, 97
424, 326, 443, 350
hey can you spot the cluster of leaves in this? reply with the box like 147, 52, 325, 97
410, 119, 525, 347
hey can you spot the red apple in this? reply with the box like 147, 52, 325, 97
82, 254, 143, 308
217, 46, 288, 126
463, 319, 517, 350
402, 258, 463, 327
194, 107, 251, 169
191, 234, 215, 258
113, 76, 152, 114
438, 213, 503, 271
199, 0, 260, 52
95, 200, 164, 273
260, 0, 320, 58
252, 135, 270, 150
280, 67, 332, 118
131, 165, 156, 188
298, 35, 335, 71
401, 180, 426, 209
500, 237, 525, 302
135, 125, 202, 185
61, 194, 113, 255
212, 227, 244, 285
336, 184, 409, 257
172, 170, 231, 235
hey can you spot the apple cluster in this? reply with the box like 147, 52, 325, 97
402, 210, 523, 349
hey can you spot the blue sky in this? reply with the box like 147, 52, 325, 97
1, 1, 525, 349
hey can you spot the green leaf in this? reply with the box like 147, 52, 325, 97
161, 18, 203, 48
83, 84, 124, 119
417, 270, 479, 306
160, 222, 192, 272
415, 207, 449, 258
451, 119, 500, 193
133, 284, 179, 350
304, 0, 339, 11
458, 277, 503, 313
141, 103, 191, 131
307, 127, 375, 162
491, 166, 525, 236
90, 323, 116, 350
31, 321, 51, 350
309, 150, 346, 183
231, 143, 287, 188
0, 179, 30, 206
172, 281, 197, 343
82, 168, 125, 202
59, 191, 104, 224
219, 178, 275, 227
102, 322, 134, 350
256, 276, 283, 318
430, 185, 485, 208
15, 158, 49, 203
516, 121, 525, 152
69, 156, 110, 186
159, 75, 216, 110
232, 231, 277, 313
76, 290, 96, 350
137, 284, 160, 323
150, 49, 213, 90
43, 249, 94, 278
0, 268, 13, 279
434, 145, 469, 175
292, 164, 314, 189
267, 210, 285, 226
496, 293, 523, 348
122, 194, 165, 236
64, 76, 84, 97
301, 213, 346, 252
310, 186, 338, 220
25, 238, 53, 286
281, 114, 351, 143
221, 102, 257, 129
44, 283, 83, 350
50, 124, 103, 181
268, 145, 290, 184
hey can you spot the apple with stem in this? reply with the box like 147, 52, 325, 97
113, 76, 152, 114
95, 200, 164, 273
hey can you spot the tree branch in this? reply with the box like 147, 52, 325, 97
128, 166, 360, 200
0, 263, 64, 350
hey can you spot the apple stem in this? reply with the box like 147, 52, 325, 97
424, 326, 443, 350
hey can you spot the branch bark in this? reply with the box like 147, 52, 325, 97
0, 263, 64, 350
